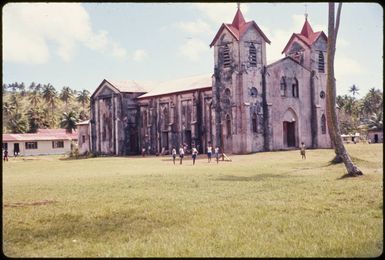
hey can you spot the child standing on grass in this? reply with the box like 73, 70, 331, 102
3, 149, 9, 161
300, 142, 306, 159
192, 146, 198, 165
207, 144, 212, 163
172, 147, 177, 164
214, 147, 220, 164
179, 145, 185, 165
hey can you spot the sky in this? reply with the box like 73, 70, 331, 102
2, 2, 383, 97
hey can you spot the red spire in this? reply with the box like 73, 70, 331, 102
231, 6, 246, 29
300, 17, 314, 38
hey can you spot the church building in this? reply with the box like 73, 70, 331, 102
81, 6, 331, 156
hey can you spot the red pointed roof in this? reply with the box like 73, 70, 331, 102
210, 7, 270, 47
281, 17, 327, 54
231, 7, 246, 29
300, 18, 314, 38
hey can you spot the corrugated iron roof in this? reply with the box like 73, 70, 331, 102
282, 18, 327, 54
137, 74, 212, 99
210, 8, 270, 47
3, 129, 78, 142
106, 79, 155, 93
76, 120, 90, 125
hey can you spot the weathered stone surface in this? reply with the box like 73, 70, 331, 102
84, 9, 331, 156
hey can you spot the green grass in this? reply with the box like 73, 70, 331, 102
2, 143, 383, 257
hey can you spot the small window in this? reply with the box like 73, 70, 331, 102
26, 142, 38, 149
250, 87, 258, 97
52, 140, 64, 148
292, 78, 299, 98
249, 43, 257, 67
280, 77, 286, 97
318, 51, 325, 73
82, 135, 86, 143
226, 114, 231, 137
222, 45, 231, 68
320, 91, 325, 99
252, 113, 258, 133
2, 143, 7, 150
321, 114, 326, 134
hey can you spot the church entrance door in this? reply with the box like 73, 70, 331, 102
129, 127, 138, 155
283, 121, 296, 147
161, 132, 169, 151
184, 130, 192, 151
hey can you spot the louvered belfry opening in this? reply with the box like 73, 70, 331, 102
223, 45, 231, 68
318, 51, 325, 73
249, 43, 257, 66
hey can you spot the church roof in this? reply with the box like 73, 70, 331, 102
137, 74, 212, 99
282, 17, 327, 54
266, 56, 311, 72
91, 79, 154, 99
209, 7, 270, 47
106, 79, 154, 93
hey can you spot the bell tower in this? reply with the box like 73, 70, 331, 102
210, 4, 271, 154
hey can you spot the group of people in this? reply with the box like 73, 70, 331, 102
171, 143, 220, 165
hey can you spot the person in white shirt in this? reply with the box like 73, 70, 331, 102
207, 144, 213, 163
214, 146, 220, 164
179, 145, 185, 165
171, 147, 177, 164
192, 146, 198, 165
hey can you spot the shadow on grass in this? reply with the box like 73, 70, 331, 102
215, 173, 294, 182
215, 163, 336, 182
6, 208, 191, 247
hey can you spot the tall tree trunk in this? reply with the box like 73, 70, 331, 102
326, 2, 363, 176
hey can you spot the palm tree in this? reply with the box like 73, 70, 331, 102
8, 93, 21, 114
42, 84, 58, 115
77, 89, 90, 110
60, 111, 78, 133
28, 91, 41, 108
19, 82, 27, 97
367, 111, 383, 131
60, 86, 73, 111
28, 82, 37, 92
349, 84, 359, 97
326, 2, 362, 176
7, 112, 29, 133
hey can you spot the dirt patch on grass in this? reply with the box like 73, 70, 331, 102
4, 199, 57, 208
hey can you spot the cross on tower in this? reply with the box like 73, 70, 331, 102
304, 4, 308, 19
237, 2, 240, 9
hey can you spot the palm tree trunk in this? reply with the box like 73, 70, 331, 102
326, 2, 363, 176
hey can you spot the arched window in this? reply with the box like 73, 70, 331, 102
250, 87, 258, 97
163, 107, 169, 130
280, 77, 286, 97
252, 112, 258, 133
321, 114, 326, 134
318, 51, 325, 73
249, 43, 257, 67
142, 109, 147, 128
226, 114, 231, 137
222, 45, 231, 68
223, 88, 231, 106
292, 78, 299, 98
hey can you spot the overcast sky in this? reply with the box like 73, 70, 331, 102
3, 2, 383, 96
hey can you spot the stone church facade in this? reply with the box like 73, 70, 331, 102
81, 7, 331, 156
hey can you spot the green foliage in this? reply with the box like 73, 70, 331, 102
60, 111, 78, 133
2, 82, 90, 133
337, 87, 383, 134
2, 144, 383, 257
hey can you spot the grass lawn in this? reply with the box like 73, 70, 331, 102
2, 143, 383, 257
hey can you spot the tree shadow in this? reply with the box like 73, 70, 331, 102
215, 173, 294, 182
